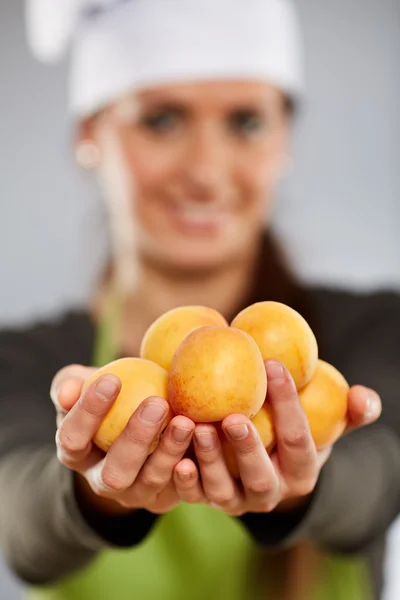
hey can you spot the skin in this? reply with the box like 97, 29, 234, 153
52, 362, 381, 517
51, 80, 382, 518
82, 81, 289, 274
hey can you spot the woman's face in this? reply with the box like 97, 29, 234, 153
83, 81, 290, 272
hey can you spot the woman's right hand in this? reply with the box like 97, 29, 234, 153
50, 365, 199, 516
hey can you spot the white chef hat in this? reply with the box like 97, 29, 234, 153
26, 0, 305, 119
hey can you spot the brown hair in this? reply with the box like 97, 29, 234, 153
239, 228, 319, 334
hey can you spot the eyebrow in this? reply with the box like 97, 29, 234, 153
139, 100, 189, 113
137, 98, 266, 114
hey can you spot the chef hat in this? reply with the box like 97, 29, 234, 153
26, 0, 305, 119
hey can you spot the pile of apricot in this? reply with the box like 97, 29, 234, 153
85, 302, 348, 477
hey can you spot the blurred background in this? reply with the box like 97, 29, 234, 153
0, 0, 399, 598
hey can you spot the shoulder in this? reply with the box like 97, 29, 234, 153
307, 286, 399, 423
309, 285, 400, 320
307, 285, 400, 354
0, 309, 95, 375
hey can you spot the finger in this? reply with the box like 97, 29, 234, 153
344, 386, 382, 433
60, 443, 105, 474
98, 397, 170, 494
55, 378, 86, 429
266, 360, 318, 497
57, 378, 85, 413
174, 458, 206, 504
50, 365, 96, 410
132, 416, 195, 502
56, 374, 120, 465
193, 424, 242, 513
222, 414, 278, 511
148, 481, 181, 514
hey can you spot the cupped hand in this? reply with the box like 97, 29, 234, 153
50, 365, 195, 515
173, 359, 382, 516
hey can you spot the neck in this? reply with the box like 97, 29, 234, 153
94, 239, 261, 357
137, 254, 257, 319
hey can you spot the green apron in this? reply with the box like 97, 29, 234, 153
29, 297, 373, 600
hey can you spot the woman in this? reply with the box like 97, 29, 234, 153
0, 0, 399, 599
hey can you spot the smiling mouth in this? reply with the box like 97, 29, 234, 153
167, 202, 236, 232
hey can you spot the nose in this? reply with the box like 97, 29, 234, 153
182, 124, 228, 199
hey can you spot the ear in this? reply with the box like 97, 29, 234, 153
75, 117, 101, 170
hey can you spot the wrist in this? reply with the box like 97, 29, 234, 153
74, 472, 135, 517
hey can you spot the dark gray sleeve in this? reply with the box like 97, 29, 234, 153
240, 291, 400, 554
0, 317, 157, 585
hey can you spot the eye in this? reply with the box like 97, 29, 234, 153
139, 108, 184, 133
228, 110, 266, 138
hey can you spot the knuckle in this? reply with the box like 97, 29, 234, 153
282, 427, 309, 449
291, 476, 317, 497
197, 448, 220, 464
57, 428, 86, 455
124, 419, 153, 447
246, 479, 276, 496
123, 428, 147, 447
81, 395, 107, 418
160, 438, 186, 458
125, 431, 148, 447
90, 469, 116, 497
236, 442, 258, 458
141, 472, 167, 490
101, 468, 129, 493
207, 492, 234, 507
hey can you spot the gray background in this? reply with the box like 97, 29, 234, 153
0, 1, 399, 599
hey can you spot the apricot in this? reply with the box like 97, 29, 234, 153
83, 357, 173, 452
221, 404, 275, 478
140, 305, 228, 371
231, 301, 318, 391
168, 326, 267, 422
298, 359, 349, 448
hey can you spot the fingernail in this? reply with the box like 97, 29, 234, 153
172, 427, 192, 443
195, 431, 215, 450
226, 424, 249, 440
95, 376, 120, 400
140, 402, 167, 425
178, 471, 193, 481
267, 361, 285, 382
366, 392, 380, 419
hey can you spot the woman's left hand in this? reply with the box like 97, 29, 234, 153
173, 359, 382, 516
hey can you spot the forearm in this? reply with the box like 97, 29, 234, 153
240, 425, 400, 554
301, 424, 400, 552
0, 446, 104, 584
0, 446, 158, 585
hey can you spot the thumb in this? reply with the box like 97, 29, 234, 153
50, 364, 98, 411
344, 385, 382, 435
